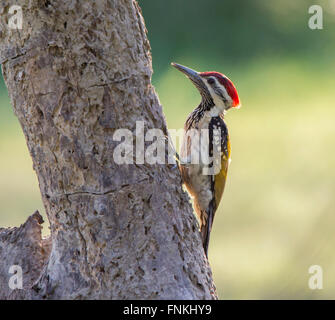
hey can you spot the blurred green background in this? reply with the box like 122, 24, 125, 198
1, 0, 335, 299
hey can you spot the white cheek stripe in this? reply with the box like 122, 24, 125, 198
203, 78, 232, 110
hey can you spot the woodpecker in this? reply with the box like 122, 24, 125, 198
171, 62, 240, 257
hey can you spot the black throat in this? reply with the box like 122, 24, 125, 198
185, 99, 224, 131
200, 95, 215, 111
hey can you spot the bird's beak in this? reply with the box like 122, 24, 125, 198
171, 62, 212, 102
171, 62, 202, 85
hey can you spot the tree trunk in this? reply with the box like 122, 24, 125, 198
0, 0, 217, 299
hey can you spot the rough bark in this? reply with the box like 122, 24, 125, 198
0, 0, 217, 299
0, 211, 51, 299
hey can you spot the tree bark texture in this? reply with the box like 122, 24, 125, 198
0, 0, 217, 299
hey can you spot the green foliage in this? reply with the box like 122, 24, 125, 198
139, 0, 335, 76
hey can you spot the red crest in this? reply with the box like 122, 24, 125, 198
200, 72, 240, 107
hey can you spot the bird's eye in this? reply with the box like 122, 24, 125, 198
207, 78, 215, 85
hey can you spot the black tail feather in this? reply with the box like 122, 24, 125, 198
201, 200, 215, 258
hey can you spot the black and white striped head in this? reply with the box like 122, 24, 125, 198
171, 62, 240, 113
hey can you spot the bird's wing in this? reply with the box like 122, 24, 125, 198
213, 136, 230, 209
209, 115, 230, 211
201, 116, 230, 256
